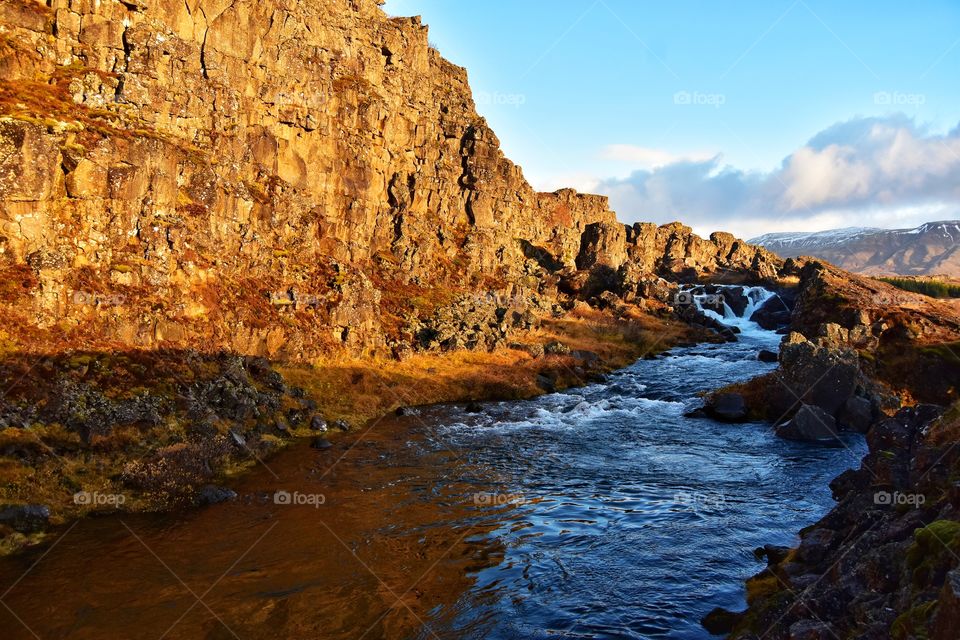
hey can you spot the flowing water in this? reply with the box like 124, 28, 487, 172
0, 288, 866, 639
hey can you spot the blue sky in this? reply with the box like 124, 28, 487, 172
383, 0, 960, 238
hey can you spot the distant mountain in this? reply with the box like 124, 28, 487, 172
750, 221, 960, 276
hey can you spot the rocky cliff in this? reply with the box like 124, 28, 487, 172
0, 0, 781, 361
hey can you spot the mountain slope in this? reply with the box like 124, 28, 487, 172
751, 221, 960, 276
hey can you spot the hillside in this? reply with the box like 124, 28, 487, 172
0, 0, 780, 361
751, 221, 960, 277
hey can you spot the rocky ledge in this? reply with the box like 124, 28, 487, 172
703, 261, 960, 638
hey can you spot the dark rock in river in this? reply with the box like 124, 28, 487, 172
310, 415, 329, 431
310, 437, 333, 450
750, 294, 793, 330
722, 286, 750, 317
758, 349, 778, 363
197, 485, 237, 505
706, 393, 748, 422
0, 504, 50, 533
775, 404, 840, 444
837, 395, 874, 433
702, 607, 743, 635
675, 303, 738, 342
778, 333, 860, 418
464, 402, 484, 414
755, 544, 792, 566
395, 406, 420, 416
333, 419, 351, 431
536, 373, 557, 393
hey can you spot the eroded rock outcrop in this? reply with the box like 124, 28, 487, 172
0, 0, 781, 360
726, 404, 960, 640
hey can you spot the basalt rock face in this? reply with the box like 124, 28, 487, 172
710, 261, 960, 638
728, 404, 960, 640
0, 0, 781, 361
624, 222, 781, 282
711, 260, 960, 433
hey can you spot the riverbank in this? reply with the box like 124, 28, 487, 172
0, 304, 705, 556
701, 264, 960, 639
0, 302, 864, 640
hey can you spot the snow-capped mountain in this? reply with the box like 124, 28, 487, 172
750, 221, 960, 276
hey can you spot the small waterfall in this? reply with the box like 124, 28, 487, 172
679, 284, 777, 337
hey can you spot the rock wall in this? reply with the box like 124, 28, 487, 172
0, 0, 780, 360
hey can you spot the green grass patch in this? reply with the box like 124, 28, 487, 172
878, 277, 960, 299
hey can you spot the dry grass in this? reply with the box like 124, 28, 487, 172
280, 307, 697, 426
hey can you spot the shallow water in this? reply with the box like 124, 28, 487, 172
0, 298, 865, 639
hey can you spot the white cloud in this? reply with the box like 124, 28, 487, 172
600, 144, 716, 170
593, 115, 960, 238
529, 171, 602, 194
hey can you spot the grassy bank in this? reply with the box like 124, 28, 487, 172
283, 306, 698, 426
0, 305, 700, 555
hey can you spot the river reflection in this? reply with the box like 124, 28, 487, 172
0, 421, 511, 640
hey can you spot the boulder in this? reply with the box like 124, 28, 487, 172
778, 336, 860, 417
509, 342, 545, 358
776, 404, 840, 444
706, 393, 748, 422
196, 485, 237, 505
701, 607, 743, 635
536, 373, 557, 393
837, 395, 874, 433
310, 416, 329, 431
0, 504, 50, 533
722, 287, 750, 317
750, 294, 793, 330
544, 340, 571, 356
464, 402, 484, 414
310, 437, 333, 450
755, 544, 792, 566
758, 349, 778, 363
570, 349, 600, 364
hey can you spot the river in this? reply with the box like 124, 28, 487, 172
0, 288, 866, 639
